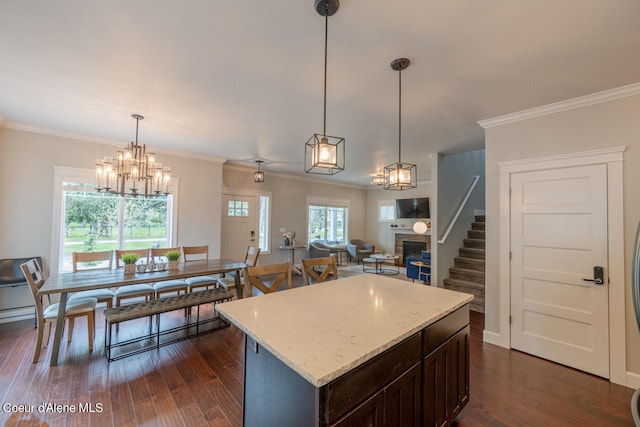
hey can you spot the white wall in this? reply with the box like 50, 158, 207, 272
222, 165, 367, 265
0, 127, 224, 316
484, 92, 640, 379
436, 150, 485, 286
365, 184, 432, 254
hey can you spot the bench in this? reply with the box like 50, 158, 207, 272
103, 288, 233, 361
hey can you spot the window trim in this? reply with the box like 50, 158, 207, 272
378, 200, 396, 222
306, 196, 350, 246
51, 165, 179, 275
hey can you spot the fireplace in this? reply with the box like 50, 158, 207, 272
393, 232, 430, 266
402, 241, 427, 265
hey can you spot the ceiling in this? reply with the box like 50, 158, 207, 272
1, 1, 640, 187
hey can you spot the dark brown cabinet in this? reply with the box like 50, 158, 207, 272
332, 362, 421, 427
423, 325, 470, 427
242, 304, 469, 427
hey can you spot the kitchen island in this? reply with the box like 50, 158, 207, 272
217, 274, 473, 427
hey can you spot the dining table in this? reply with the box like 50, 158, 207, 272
38, 258, 247, 366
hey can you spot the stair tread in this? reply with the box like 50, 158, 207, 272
450, 267, 485, 275
454, 256, 484, 264
443, 277, 486, 289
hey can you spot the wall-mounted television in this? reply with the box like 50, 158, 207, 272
395, 197, 430, 219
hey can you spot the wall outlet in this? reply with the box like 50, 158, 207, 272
280, 228, 286, 233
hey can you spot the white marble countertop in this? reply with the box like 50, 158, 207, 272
217, 274, 473, 387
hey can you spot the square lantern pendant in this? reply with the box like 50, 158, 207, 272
384, 161, 417, 190
305, 133, 345, 175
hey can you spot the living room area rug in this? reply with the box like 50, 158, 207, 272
337, 263, 415, 283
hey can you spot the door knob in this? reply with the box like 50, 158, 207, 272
582, 266, 604, 285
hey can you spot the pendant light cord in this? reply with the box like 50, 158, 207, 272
323, 10, 328, 136
398, 65, 402, 163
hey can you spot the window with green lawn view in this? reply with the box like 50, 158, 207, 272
59, 181, 174, 272
307, 198, 348, 246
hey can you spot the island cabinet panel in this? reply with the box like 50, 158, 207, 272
243, 336, 318, 427
331, 362, 421, 427
320, 332, 422, 425
423, 325, 470, 427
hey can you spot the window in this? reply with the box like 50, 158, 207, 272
52, 166, 177, 274
378, 200, 396, 222
258, 195, 270, 251
307, 197, 349, 245
227, 200, 249, 217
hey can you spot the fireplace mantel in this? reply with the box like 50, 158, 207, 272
389, 227, 431, 235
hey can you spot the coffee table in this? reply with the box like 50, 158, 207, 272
362, 254, 400, 275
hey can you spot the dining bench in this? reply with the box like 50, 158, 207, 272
103, 288, 233, 361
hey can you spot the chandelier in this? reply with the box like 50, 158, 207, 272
304, 0, 345, 175
384, 58, 417, 190
95, 114, 171, 197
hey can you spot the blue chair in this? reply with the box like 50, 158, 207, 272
406, 251, 431, 283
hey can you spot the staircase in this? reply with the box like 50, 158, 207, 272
443, 215, 485, 313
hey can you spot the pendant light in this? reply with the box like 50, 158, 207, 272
371, 173, 385, 185
304, 0, 345, 175
384, 58, 417, 190
254, 160, 265, 183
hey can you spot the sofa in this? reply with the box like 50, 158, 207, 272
346, 239, 375, 264
406, 250, 431, 283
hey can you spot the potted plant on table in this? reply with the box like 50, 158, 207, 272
121, 253, 138, 275
165, 250, 181, 270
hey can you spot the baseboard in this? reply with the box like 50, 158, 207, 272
627, 371, 640, 390
0, 307, 35, 324
482, 329, 509, 348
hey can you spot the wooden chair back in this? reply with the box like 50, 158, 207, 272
20, 259, 46, 317
243, 263, 291, 297
301, 256, 338, 286
151, 247, 181, 261
182, 245, 209, 262
114, 249, 149, 268
72, 250, 113, 272
245, 246, 261, 266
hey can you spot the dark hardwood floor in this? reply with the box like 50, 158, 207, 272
0, 281, 635, 426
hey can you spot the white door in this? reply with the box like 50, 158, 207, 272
221, 195, 257, 261
510, 164, 609, 378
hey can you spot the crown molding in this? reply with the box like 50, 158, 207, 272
0, 120, 227, 164
478, 82, 640, 129
223, 163, 367, 190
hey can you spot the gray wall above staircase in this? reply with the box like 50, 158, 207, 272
436, 149, 485, 287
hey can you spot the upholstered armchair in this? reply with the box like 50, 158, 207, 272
346, 239, 375, 264
309, 241, 332, 259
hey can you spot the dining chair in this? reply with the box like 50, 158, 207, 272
113, 249, 155, 325
150, 247, 188, 298
68, 250, 115, 308
20, 258, 97, 363
182, 245, 217, 293
301, 256, 338, 286
243, 263, 291, 297
217, 246, 261, 292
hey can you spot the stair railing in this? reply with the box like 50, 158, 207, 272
437, 175, 480, 245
